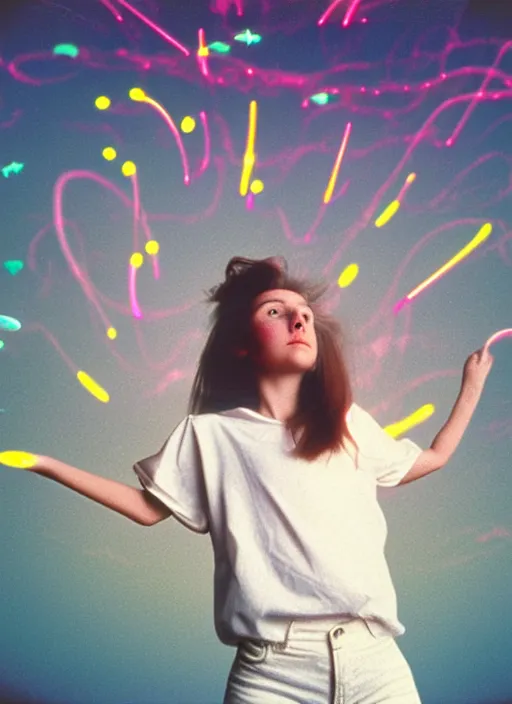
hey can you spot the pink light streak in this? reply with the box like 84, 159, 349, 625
318, 0, 345, 27
446, 40, 512, 146
342, 0, 362, 28
98, 0, 124, 22
137, 93, 191, 186
113, 0, 190, 56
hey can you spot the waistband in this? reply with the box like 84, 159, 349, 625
270, 615, 391, 645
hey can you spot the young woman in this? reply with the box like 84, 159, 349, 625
21, 256, 493, 704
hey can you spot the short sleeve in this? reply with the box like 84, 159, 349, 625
132, 416, 209, 533
348, 403, 423, 487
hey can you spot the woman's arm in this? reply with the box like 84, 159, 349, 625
32, 456, 171, 526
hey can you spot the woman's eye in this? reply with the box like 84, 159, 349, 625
266, 308, 311, 321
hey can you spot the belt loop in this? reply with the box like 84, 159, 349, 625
272, 619, 295, 652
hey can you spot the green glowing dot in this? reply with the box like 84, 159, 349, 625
208, 41, 231, 54
53, 43, 79, 58
310, 93, 330, 105
234, 30, 262, 46
3, 260, 24, 276
0, 315, 21, 332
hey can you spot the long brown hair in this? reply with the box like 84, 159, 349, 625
187, 256, 359, 465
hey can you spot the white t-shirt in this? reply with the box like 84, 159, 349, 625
133, 404, 423, 646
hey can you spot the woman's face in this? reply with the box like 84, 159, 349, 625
248, 289, 318, 374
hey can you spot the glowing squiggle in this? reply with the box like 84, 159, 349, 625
394, 222, 493, 313
485, 328, 512, 350
129, 88, 190, 185
113, 0, 190, 56
53, 170, 135, 332
323, 122, 352, 204
240, 100, 258, 197
446, 40, 512, 146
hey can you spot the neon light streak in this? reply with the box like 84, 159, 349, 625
0, 450, 38, 469
396, 172, 416, 201
129, 252, 143, 319
130, 88, 190, 185
342, 0, 362, 27
376, 173, 416, 227
394, 223, 493, 313
114, 0, 190, 55
318, 0, 345, 26
77, 369, 110, 403
484, 328, 512, 351
239, 100, 258, 197
375, 200, 400, 228
385, 404, 435, 439
197, 28, 210, 77
98, 0, 123, 22
323, 122, 352, 204
446, 41, 512, 146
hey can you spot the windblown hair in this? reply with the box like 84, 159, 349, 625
187, 256, 359, 465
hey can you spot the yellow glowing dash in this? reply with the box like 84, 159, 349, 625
239, 100, 258, 197
77, 370, 110, 403
406, 223, 493, 302
0, 450, 38, 469
385, 404, 435, 439
375, 200, 400, 228
323, 122, 352, 205
337, 263, 359, 288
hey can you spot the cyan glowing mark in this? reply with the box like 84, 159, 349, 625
234, 29, 261, 45
53, 44, 79, 58
2, 162, 24, 178
0, 315, 21, 331
3, 260, 24, 275
209, 41, 231, 53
